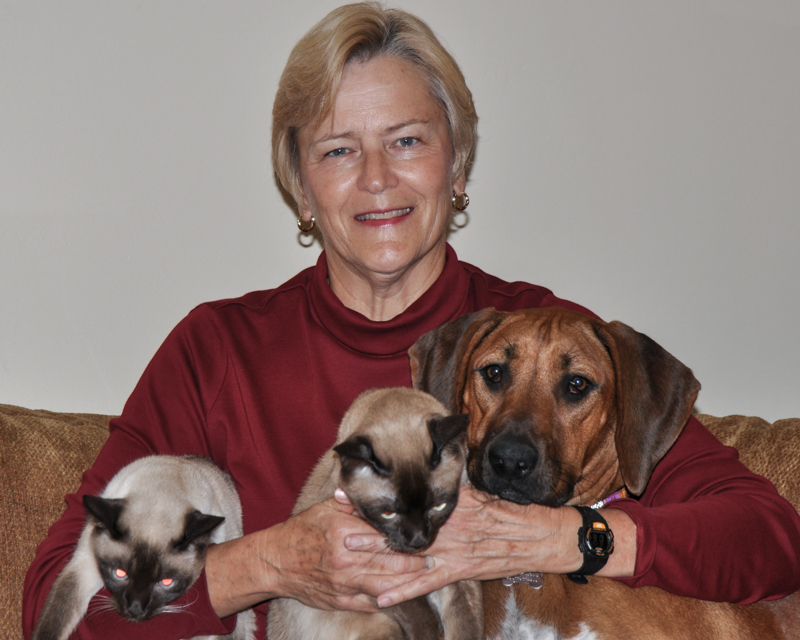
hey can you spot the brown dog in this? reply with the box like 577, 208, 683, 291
409, 306, 800, 640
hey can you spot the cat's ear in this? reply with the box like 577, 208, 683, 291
334, 435, 389, 477
175, 511, 225, 551
83, 495, 126, 539
428, 413, 470, 467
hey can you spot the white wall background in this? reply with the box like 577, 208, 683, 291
1, 1, 798, 422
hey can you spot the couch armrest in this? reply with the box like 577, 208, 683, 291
698, 413, 800, 513
0, 404, 112, 640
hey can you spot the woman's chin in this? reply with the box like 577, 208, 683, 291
359, 248, 416, 277
355, 241, 445, 281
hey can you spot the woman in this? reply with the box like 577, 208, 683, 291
23, 3, 800, 639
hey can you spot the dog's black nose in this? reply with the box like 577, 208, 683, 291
488, 434, 538, 479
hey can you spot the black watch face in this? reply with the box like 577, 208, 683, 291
586, 529, 613, 555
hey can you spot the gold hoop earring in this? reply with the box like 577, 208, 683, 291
297, 232, 315, 248
451, 209, 469, 229
297, 215, 316, 247
297, 215, 315, 233
451, 191, 469, 211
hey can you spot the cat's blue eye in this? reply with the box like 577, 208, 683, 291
381, 511, 397, 520
114, 568, 127, 580
431, 502, 447, 512
160, 578, 175, 588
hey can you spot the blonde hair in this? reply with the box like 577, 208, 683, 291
272, 2, 478, 205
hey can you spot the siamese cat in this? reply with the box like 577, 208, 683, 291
268, 387, 484, 640
32, 455, 256, 640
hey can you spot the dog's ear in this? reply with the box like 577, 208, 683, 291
595, 321, 701, 496
409, 308, 504, 412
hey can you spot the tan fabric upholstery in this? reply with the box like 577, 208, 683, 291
0, 404, 111, 640
697, 414, 800, 512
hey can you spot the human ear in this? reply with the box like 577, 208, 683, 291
453, 173, 466, 195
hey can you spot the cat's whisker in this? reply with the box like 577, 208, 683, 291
85, 594, 117, 619
161, 588, 202, 615
362, 544, 396, 570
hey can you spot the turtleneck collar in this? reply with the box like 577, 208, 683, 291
307, 244, 470, 357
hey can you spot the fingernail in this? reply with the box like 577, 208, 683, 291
345, 535, 363, 549
377, 596, 392, 608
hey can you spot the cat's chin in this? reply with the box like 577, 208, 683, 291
385, 538, 434, 555
114, 605, 161, 623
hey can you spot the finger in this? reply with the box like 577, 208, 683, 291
334, 487, 352, 506
343, 542, 427, 592
358, 566, 430, 598
375, 569, 451, 608
325, 494, 355, 516
337, 594, 381, 614
343, 532, 389, 552
359, 548, 427, 574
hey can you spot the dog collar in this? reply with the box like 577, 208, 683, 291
501, 487, 628, 590
588, 487, 628, 510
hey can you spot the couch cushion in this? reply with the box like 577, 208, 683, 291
0, 404, 111, 640
698, 414, 800, 513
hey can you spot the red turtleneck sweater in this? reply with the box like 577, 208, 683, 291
24, 246, 800, 639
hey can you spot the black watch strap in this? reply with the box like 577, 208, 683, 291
567, 506, 614, 584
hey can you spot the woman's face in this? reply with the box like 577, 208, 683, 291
297, 56, 464, 282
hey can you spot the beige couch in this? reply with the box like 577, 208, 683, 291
2, 403, 799, 640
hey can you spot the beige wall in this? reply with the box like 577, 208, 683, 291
1, 1, 798, 421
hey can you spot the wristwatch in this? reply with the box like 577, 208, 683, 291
566, 506, 614, 584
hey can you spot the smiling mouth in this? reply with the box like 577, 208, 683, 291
355, 207, 412, 221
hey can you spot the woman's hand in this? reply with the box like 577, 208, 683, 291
343, 486, 636, 608
206, 491, 428, 618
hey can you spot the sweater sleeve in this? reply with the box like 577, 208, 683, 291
22, 306, 241, 639
609, 415, 800, 603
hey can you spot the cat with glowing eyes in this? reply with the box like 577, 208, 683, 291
32, 455, 255, 640
268, 387, 484, 640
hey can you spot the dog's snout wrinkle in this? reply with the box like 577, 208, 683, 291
487, 434, 538, 479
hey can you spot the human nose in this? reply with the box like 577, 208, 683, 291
358, 147, 398, 194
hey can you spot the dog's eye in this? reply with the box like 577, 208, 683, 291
381, 511, 397, 520
567, 376, 590, 394
431, 502, 447, 512
481, 364, 504, 385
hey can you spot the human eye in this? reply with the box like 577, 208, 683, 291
396, 136, 418, 148
325, 147, 349, 158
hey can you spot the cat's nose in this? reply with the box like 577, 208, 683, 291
405, 530, 429, 550
401, 520, 430, 550
124, 592, 151, 620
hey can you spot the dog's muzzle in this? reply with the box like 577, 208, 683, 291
471, 427, 570, 506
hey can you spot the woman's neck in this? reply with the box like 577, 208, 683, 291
325, 245, 447, 322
